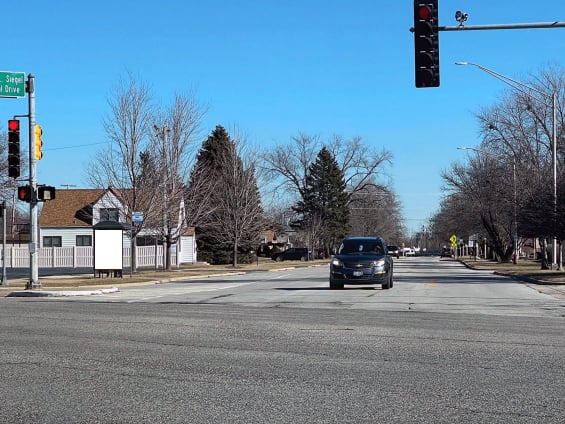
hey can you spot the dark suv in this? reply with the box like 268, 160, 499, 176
387, 245, 400, 259
271, 247, 309, 262
329, 236, 393, 290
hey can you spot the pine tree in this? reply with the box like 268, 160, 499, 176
188, 125, 263, 265
293, 147, 349, 254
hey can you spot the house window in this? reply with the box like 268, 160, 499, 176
43, 236, 62, 248
76, 235, 92, 246
136, 235, 163, 246
100, 208, 119, 222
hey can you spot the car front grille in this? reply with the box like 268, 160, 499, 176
343, 273, 374, 280
342, 261, 373, 269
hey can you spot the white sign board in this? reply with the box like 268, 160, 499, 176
94, 229, 123, 269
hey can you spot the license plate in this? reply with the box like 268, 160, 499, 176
353, 270, 363, 277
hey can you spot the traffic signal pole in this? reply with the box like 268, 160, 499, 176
25, 74, 40, 289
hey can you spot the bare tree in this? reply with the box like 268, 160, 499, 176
89, 74, 206, 271
151, 93, 207, 270
474, 63, 565, 266
88, 72, 156, 272
349, 187, 403, 242
432, 64, 565, 265
440, 156, 516, 262
326, 135, 392, 195
260, 133, 398, 247
261, 133, 392, 202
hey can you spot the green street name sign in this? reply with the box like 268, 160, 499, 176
0, 71, 26, 98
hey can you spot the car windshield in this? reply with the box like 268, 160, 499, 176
339, 241, 383, 255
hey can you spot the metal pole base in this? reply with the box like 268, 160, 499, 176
25, 281, 41, 290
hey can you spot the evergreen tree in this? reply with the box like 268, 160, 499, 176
189, 125, 263, 265
293, 147, 349, 255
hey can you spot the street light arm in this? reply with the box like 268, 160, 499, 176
455, 62, 553, 106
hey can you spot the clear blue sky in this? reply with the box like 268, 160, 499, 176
2, 0, 564, 234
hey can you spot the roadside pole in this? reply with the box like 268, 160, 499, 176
25, 74, 40, 289
1, 202, 7, 286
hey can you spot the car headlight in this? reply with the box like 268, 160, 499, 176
371, 259, 386, 268
331, 258, 343, 267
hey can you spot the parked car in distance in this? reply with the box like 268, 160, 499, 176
271, 247, 309, 262
404, 248, 416, 256
440, 247, 453, 258
387, 245, 400, 259
329, 236, 393, 290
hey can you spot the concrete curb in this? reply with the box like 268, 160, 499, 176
4, 272, 248, 297
7, 287, 119, 297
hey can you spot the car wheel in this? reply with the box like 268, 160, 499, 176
382, 275, 391, 290
389, 273, 394, 288
300, 256, 306, 262
275, 256, 283, 262
329, 278, 343, 290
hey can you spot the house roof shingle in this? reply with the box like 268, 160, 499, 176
39, 188, 107, 227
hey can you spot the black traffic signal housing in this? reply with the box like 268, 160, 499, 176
38, 185, 56, 201
17, 185, 32, 203
414, 1, 440, 88
8, 119, 21, 179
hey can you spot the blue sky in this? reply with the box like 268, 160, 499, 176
2, 0, 564, 234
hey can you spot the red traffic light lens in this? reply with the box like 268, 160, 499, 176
8, 119, 20, 131
418, 6, 432, 20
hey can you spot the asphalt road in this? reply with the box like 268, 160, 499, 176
37, 257, 565, 318
1, 258, 564, 423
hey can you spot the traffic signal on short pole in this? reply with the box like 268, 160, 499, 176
8, 119, 21, 179
17, 185, 32, 203
37, 185, 56, 201
34, 124, 43, 160
414, 1, 440, 88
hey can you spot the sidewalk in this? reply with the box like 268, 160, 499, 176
459, 258, 565, 300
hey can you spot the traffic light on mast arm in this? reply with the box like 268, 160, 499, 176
7, 119, 20, 179
34, 124, 43, 160
413, 1, 440, 88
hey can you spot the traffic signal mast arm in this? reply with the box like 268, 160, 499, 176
437, 21, 565, 32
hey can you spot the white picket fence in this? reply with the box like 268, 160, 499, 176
1, 245, 178, 269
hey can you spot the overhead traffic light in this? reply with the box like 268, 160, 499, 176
17, 185, 32, 203
413, 1, 440, 88
34, 124, 43, 160
8, 119, 20, 179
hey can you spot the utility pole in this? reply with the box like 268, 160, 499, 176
1, 202, 8, 286
25, 74, 40, 289
154, 125, 170, 270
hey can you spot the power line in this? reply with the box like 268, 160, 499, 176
45, 142, 107, 151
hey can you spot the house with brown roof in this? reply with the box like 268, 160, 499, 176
39, 187, 196, 265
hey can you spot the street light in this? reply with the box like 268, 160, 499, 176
458, 146, 518, 263
456, 61, 559, 269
